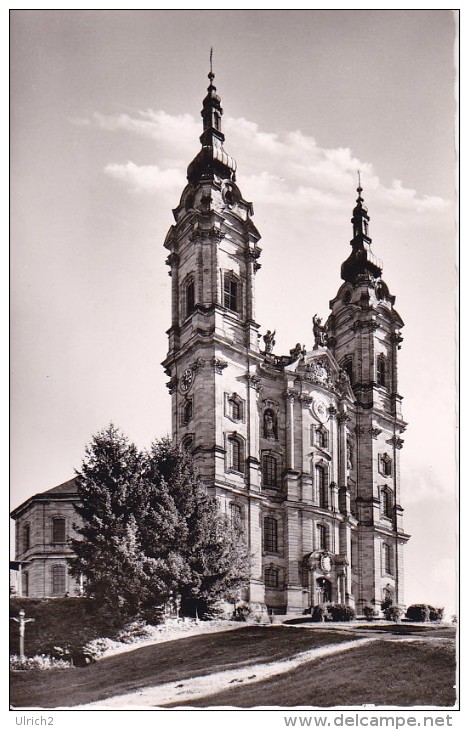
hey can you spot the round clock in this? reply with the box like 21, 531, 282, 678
313, 398, 329, 422
180, 368, 193, 393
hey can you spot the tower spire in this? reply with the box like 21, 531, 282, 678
340, 178, 382, 284
186, 57, 237, 185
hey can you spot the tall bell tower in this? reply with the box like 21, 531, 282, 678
326, 182, 410, 610
162, 63, 265, 606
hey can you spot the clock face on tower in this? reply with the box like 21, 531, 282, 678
180, 368, 193, 393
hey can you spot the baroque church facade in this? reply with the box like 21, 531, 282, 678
161, 69, 410, 615
11, 68, 410, 614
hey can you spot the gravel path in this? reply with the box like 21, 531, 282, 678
78, 636, 378, 709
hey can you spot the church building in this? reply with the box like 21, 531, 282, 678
161, 67, 410, 615
12, 67, 410, 614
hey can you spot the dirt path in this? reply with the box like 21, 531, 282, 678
78, 637, 378, 709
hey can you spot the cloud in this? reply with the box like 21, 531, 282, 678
104, 161, 185, 193
93, 109, 451, 222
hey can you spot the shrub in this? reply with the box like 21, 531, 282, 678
428, 606, 444, 622
10, 654, 71, 671
311, 605, 329, 622
328, 604, 356, 622
384, 605, 402, 622
406, 604, 430, 622
233, 603, 251, 622
363, 605, 378, 621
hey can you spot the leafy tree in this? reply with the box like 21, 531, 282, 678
140, 439, 250, 616
70, 428, 250, 620
70, 425, 159, 621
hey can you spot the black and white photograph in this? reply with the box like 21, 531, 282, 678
10, 8, 459, 717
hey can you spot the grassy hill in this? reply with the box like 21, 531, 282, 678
9, 597, 120, 658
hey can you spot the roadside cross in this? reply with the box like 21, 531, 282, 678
11, 609, 35, 660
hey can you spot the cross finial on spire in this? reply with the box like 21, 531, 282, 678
357, 169, 362, 191
208, 47, 214, 83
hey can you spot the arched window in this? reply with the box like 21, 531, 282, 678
382, 543, 392, 575
51, 564, 66, 596
183, 398, 193, 425
341, 356, 354, 385
265, 566, 279, 588
264, 516, 278, 553
316, 523, 328, 551
377, 355, 386, 387
226, 393, 244, 422
22, 523, 30, 552
316, 465, 328, 508
262, 454, 278, 489
185, 278, 196, 317
227, 434, 244, 473
52, 517, 66, 544
223, 273, 239, 313
380, 487, 393, 519
316, 426, 328, 449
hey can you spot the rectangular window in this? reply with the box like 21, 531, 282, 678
316, 524, 327, 551
264, 516, 278, 553
265, 567, 279, 588
228, 436, 243, 473
316, 465, 328, 508
186, 280, 195, 316
230, 503, 242, 527
223, 276, 238, 312
21, 571, 29, 597
52, 517, 66, 544
52, 565, 66, 596
262, 454, 278, 489
22, 524, 30, 552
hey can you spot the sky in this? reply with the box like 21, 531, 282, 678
10, 10, 458, 617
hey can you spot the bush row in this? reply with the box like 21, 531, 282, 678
311, 604, 356, 622
405, 604, 444, 622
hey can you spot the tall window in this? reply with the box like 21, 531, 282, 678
21, 571, 29, 597
52, 517, 66, 544
230, 503, 242, 527
377, 355, 386, 387
185, 278, 195, 317
51, 565, 66, 596
316, 465, 328, 508
226, 393, 243, 422
342, 356, 354, 385
381, 488, 393, 519
316, 523, 328, 551
265, 566, 279, 588
183, 399, 193, 425
22, 524, 30, 552
383, 543, 392, 575
264, 516, 278, 553
262, 454, 278, 489
223, 274, 239, 312
227, 435, 243, 473
316, 427, 328, 449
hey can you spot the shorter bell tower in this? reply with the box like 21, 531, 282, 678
326, 182, 410, 611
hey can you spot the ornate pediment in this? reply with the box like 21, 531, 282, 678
294, 350, 354, 399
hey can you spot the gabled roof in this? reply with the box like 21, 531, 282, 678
10, 477, 80, 519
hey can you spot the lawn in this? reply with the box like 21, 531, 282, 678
168, 641, 456, 708
10, 625, 351, 708
169, 638, 456, 708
